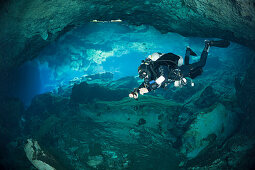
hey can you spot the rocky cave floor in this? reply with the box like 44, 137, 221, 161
1, 56, 255, 170
0, 0, 255, 169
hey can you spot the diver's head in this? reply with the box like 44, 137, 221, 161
138, 63, 149, 79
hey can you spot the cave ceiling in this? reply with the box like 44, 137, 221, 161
0, 0, 254, 74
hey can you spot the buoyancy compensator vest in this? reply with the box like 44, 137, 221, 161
138, 53, 181, 79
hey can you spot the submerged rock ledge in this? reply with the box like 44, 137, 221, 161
1, 63, 255, 169
18, 74, 254, 169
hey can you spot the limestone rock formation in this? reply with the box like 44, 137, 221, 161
180, 103, 238, 159
17, 73, 254, 169
235, 61, 255, 115
0, 0, 254, 75
24, 139, 58, 170
195, 86, 218, 108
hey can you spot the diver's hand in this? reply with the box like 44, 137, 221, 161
129, 92, 138, 99
139, 88, 149, 95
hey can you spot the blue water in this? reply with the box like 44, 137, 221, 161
3, 22, 255, 170
14, 22, 253, 105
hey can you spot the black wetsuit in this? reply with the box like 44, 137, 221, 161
137, 44, 209, 92
180, 44, 209, 79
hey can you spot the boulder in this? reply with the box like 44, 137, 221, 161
24, 139, 63, 170
181, 103, 239, 159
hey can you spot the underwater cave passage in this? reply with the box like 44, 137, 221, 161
8, 22, 254, 106
3, 21, 255, 170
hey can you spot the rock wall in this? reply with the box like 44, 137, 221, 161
0, 0, 255, 75
235, 60, 255, 115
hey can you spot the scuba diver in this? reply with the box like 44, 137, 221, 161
129, 40, 230, 99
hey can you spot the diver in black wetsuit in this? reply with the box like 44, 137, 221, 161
129, 40, 230, 99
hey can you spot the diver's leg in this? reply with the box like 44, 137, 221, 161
198, 40, 230, 67
179, 63, 203, 79
179, 42, 209, 78
198, 41, 210, 67
185, 46, 198, 65
179, 65, 191, 77
180, 40, 230, 79
185, 46, 191, 65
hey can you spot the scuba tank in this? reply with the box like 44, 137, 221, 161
138, 52, 182, 80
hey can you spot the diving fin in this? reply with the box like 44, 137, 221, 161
186, 46, 197, 56
189, 48, 197, 56
210, 40, 230, 48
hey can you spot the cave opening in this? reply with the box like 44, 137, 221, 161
9, 22, 254, 106
1, 0, 255, 169
2, 21, 255, 170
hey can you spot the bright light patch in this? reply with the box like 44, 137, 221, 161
86, 49, 114, 64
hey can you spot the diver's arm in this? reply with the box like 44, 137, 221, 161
129, 88, 139, 99
138, 82, 146, 89
129, 82, 150, 99
137, 81, 152, 93
138, 82, 150, 94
